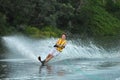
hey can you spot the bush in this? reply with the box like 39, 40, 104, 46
24, 26, 63, 38
42, 26, 63, 37
24, 26, 41, 38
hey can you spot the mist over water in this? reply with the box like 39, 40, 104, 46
2, 35, 120, 62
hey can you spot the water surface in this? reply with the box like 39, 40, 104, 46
0, 35, 120, 80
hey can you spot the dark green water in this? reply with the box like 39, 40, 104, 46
0, 38, 6, 59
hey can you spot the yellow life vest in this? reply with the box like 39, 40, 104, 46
56, 38, 66, 52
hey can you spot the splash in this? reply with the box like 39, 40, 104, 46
2, 35, 120, 62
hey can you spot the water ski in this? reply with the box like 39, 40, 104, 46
38, 56, 45, 66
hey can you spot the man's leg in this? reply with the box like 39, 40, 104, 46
42, 54, 53, 64
46, 54, 51, 59
45, 54, 53, 62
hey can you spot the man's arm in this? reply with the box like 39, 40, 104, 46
53, 39, 60, 47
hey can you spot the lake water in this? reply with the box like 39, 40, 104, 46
0, 35, 120, 80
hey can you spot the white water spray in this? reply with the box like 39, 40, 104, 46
2, 35, 120, 62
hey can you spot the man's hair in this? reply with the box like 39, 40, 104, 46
62, 33, 67, 37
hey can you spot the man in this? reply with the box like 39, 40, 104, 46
38, 33, 67, 65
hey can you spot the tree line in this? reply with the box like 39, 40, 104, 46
0, 0, 120, 37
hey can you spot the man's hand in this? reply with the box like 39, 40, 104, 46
54, 44, 58, 47
58, 45, 65, 48
54, 44, 65, 48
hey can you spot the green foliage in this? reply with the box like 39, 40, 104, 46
0, 13, 6, 35
25, 26, 40, 38
70, 0, 120, 36
91, 6, 120, 36
0, 0, 120, 37
105, 0, 120, 20
0, 12, 14, 35
24, 26, 63, 38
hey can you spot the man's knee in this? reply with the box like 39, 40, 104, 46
49, 54, 53, 56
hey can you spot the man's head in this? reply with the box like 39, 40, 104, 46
61, 33, 66, 40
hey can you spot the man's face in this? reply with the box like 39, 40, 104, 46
61, 34, 66, 39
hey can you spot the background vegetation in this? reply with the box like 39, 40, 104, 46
0, 0, 120, 37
